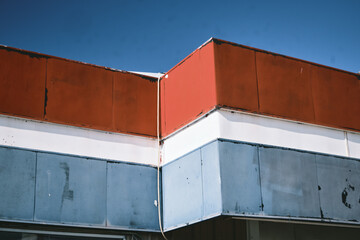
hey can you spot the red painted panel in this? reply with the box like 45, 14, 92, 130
161, 42, 217, 137
113, 72, 157, 137
0, 47, 46, 119
213, 41, 259, 112
311, 67, 360, 131
46, 58, 114, 131
256, 51, 315, 122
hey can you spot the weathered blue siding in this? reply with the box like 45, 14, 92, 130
0, 147, 36, 221
34, 153, 107, 225
0, 146, 159, 231
259, 147, 321, 218
162, 139, 360, 230
107, 162, 159, 230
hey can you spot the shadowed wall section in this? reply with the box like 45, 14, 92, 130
0, 46, 157, 137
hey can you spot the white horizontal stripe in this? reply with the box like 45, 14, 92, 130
0, 115, 158, 166
162, 109, 360, 165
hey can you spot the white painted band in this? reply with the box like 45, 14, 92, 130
0, 115, 158, 166
162, 109, 360, 165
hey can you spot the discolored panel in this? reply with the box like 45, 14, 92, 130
311, 67, 360, 131
113, 72, 157, 137
107, 162, 158, 230
0, 47, 46, 119
213, 40, 259, 112
0, 147, 36, 220
219, 141, 262, 214
256, 52, 315, 122
46, 58, 113, 131
316, 154, 360, 221
259, 147, 320, 218
161, 42, 217, 137
35, 153, 107, 225
162, 150, 203, 229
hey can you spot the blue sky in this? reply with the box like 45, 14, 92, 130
1, 0, 359, 73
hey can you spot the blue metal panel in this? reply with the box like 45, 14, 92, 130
107, 162, 159, 230
0, 147, 36, 220
219, 141, 262, 214
34, 153, 107, 226
259, 147, 320, 218
162, 150, 203, 229
201, 141, 222, 218
316, 154, 360, 221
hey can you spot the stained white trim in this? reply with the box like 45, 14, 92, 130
162, 109, 360, 165
0, 115, 158, 166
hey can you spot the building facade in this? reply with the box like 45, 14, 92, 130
0, 38, 359, 239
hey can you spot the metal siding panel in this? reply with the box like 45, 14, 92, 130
113, 72, 157, 137
162, 150, 203, 229
259, 147, 320, 218
0, 147, 36, 220
316, 154, 360, 221
34, 153, 106, 225
160, 42, 217, 137
201, 141, 222, 218
107, 162, 158, 230
219, 141, 262, 214
0, 48, 46, 119
46, 58, 114, 131
311, 66, 360, 131
256, 51, 315, 122
214, 40, 259, 112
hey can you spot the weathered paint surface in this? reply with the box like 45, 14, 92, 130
0, 147, 36, 220
0, 47, 46, 119
160, 38, 360, 137
107, 162, 158, 230
316, 154, 360, 220
0, 46, 157, 137
113, 71, 157, 136
219, 142, 262, 214
0, 146, 158, 231
255, 51, 315, 122
259, 147, 320, 217
214, 39, 259, 113
46, 58, 114, 131
162, 139, 360, 230
34, 153, 107, 225
160, 41, 217, 137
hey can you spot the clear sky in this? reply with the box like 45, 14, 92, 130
1, 0, 359, 73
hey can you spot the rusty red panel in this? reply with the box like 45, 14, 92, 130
0, 47, 46, 119
113, 72, 157, 137
256, 51, 315, 122
46, 58, 114, 131
161, 41, 217, 137
213, 40, 259, 112
311, 67, 360, 131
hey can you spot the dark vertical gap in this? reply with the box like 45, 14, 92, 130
212, 219, 216, 240
43, 59, 48, 119
292, 223, 297, 240
32, 152, 38, 221
257, 146, 264, 212
232, 220, 236, 240
254, 52, 261, 112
